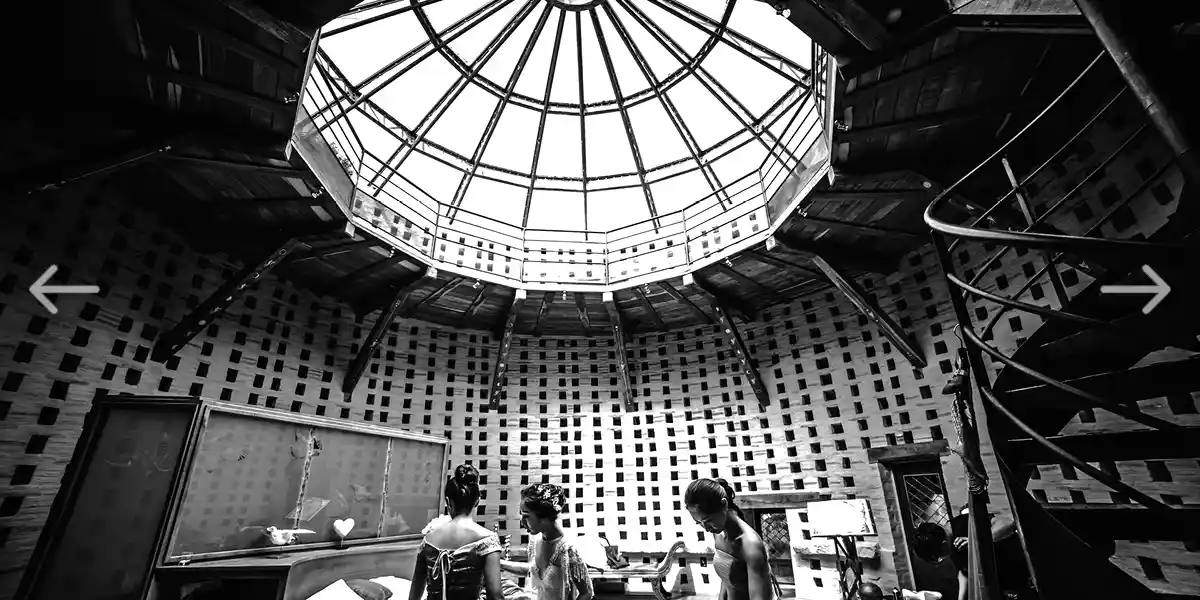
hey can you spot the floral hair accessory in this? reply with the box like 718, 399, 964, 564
523, 483, 567, 512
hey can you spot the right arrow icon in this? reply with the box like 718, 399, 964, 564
1100, 265, 1171, 314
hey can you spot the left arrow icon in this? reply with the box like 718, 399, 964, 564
30, 265, 100, 315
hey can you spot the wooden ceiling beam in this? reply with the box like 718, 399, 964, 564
684, 274, 770, 407
488, 290, 527, 410
836, 103, 1001, 143
846, 39, 996, 97
796, 213, 926, 238
747, 249, 821, 278
603, 292, 638, 412
289, 239, 372, 264
407, 274, 465, 315
686, 273, 755, 322
532, 292, 554, 337
788, 246, 927, 369
6, 132, 180, 195
807, 190, 931, 204
167, 154, 312, 179
132, 57, 296, 118
769, 233, 896, 274
459, 283, 490, 328
574, 293, 592, 330
633, 285, 667, 331
342, 266, 432, 398
804, 0, 891, 51
214, 0, 313, 47
714, 263, 784, 306
317, 253, 408, 297
151, 236, 307, 363
133, 0, 302, 73
658, 279, 715, 325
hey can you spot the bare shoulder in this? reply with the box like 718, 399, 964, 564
732, 526, 767, 558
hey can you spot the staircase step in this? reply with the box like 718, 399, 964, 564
1044, 504, 1200, 541
1007, 428, 1200, 465
1003, 356, 1200, 408
1025, 305, 1200, 381
1011, 485, 1162, 600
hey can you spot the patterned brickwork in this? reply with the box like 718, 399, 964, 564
1, 93, 1195, 599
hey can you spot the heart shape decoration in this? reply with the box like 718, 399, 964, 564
333, 518, 355, 538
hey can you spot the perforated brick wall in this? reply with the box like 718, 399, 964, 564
1, 92, 1194, 599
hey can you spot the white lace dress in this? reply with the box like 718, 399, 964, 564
508, 535, 593, 600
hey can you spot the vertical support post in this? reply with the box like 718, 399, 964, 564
343, 267, 432, 399
931, 233, 1002, 600
151, 239, 301, 362
603, 292, 638, 412
488, 290, 527, 411
684, 274, 770, 407
1000, 157, 1070, 308
1074, 0, 1200, 191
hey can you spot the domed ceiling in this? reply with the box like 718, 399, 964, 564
311, 0, 824, 249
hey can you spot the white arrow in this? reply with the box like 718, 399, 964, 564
1100, 265, 1171, 314
30, 265, 100, 315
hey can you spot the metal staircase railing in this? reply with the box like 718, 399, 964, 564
923, 45, 1198, 599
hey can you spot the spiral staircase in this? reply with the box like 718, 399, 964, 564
924, 30, 1200, 600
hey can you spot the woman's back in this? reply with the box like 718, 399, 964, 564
422, 521, 501, 600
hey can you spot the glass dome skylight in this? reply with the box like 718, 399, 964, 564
300, 0, 832, 289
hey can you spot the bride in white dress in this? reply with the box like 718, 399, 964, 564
499, 484, 594, 600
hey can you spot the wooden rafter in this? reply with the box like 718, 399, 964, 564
133, 0, 302, 72
770, 233, 895, 274
410, 275, 465, 314
684, 274, 770, 406
167, 155, 311, 178
8, 132, 179, 195
603, 292, 638, 412
797, 213, 925, 238
806, 0, 891, 51
633, 285, 667, 331
807, 190, 931, 204
151, 237, 306, 362
318, 253, 407, 297
132, 57, 296, 117
342, 267, 432, 397
747, 249, 821, 278
532, 292, 553, 336
836, 103, 1001, 143
214, 0, 313, 47
714, 263, 783, 306
460, 282, 489, 327
289, 239, 371, 264
658, 280, 714, 324
688, 273, 754, 322
574, 292, 592, 330
782, 243, 927, 369
488, 290, 528, 410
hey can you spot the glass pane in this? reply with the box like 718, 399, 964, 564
170, 411, 310, 556
382, 438, 446, 537
299, 427, 391, 542
36, 405, 192, 600
903, 473, 951, 530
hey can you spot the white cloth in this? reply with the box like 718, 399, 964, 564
307, 580, 361, 600
371, 576, 413, 599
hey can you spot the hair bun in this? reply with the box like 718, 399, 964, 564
455, 464, 479, 486
716, 478, 735, 500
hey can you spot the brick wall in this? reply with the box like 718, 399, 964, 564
1, 91, 1194, 599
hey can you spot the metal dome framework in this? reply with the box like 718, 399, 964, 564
298, 0, 834, 290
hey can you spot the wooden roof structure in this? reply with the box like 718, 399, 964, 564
7, 0, 1102, 339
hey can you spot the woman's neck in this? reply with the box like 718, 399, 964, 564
722, 510, 744, 538
540, 523, 564, 541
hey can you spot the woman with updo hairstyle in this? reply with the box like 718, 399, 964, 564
685, 478, 777, 600
409, 464, 503, 600
499, 483, 594, 600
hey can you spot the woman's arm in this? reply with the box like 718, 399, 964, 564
501, 559, 531, 576
741, 538, 773, 600
567, 546, 594, 600
409, 552, 428, 600
484, 552, 505, 600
